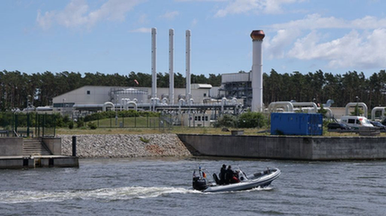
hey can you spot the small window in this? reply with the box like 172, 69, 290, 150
203, 93, 207, 97
87, 90, 91, 95
348, 119, 355, 124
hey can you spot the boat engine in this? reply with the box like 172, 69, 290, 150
192, 168, 208, 191
192, 176, 208, 191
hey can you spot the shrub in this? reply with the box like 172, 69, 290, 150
88, 122, 97, 130
238, 112, 267, 128
140, 136, 150, 143
77, 118, 85, 128
214, 114, 237, 128
68, 121, 74, 129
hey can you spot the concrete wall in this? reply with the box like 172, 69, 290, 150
42, 137, 62, 155
0, 156, 78, 169
40, 157, 79, 167
177, 134, 386, 160
0, 138, 23, 156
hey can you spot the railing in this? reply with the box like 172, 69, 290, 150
0, 112, 56, 138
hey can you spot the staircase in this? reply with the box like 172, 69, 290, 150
23, 138, 52, 156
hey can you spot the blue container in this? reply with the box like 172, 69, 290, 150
270, 113, 323, 135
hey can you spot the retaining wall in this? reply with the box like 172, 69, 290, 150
177, 134, 386, 160
0, 138, 23, 156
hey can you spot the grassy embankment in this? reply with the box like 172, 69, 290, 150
56, 125, 368, 137
56, 127, 267, 135
54, 116, 384, 136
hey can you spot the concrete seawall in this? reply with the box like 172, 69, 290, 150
177, 134, 386, 160
58, 134, 191, 158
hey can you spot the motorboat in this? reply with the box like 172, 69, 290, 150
192, 167, 281, 192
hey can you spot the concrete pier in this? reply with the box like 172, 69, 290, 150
0, 155, 79, 169
177, 134, 386, 160
0, 137, 79, 169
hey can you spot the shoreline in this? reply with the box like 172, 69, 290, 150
58, 134, 192, 158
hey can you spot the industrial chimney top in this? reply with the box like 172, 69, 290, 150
250, 30, 265, 40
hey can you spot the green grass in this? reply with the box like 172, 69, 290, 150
55, 125, 386, 137
89, 116, 160, 128
56, 126, 270, 135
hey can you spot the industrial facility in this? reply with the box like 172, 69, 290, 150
48, 28, 269, 126
47, 28, 381, 128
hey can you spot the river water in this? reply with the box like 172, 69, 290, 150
0, 157, 385, 216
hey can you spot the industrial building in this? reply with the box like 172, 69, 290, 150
46, 28, 369, 126
49, 28, 266, 126
53, 84, 219, 112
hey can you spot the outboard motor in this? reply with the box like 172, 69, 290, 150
192, 168, 208, 191
192, 176, 208, 191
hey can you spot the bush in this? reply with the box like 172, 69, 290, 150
238, 112, 267, 128
214, 114, 237, 128
88, 122, 97, 130
68, 121, 74, 129
77, 118, 85, 128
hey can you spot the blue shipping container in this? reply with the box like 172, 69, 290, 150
270, 113, 323, 135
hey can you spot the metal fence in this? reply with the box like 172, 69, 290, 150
0, 112, 56, 137
91, 113, 173, 130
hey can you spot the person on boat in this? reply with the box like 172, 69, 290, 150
226, 165, 240, 184
219, 164, 226, 184
225, 165, 240, 184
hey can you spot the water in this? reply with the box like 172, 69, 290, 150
0, 157, 385, 216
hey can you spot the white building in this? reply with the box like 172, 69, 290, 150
52, 84, 215, 112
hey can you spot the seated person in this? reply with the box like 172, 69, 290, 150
225, 165, 240, 184
219, 164, 227, 185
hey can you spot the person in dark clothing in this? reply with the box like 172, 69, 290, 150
226, 165, 240, 184
225, 165, 234, 184
219, 164, 226, 185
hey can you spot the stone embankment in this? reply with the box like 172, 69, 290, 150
58, 134, 191, 158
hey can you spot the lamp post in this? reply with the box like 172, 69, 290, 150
115, 95, 119, 126
27, 95, 31, 137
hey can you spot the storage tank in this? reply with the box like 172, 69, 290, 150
113, 88, 148, 103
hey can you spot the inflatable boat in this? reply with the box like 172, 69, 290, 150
192, 167, 281, 193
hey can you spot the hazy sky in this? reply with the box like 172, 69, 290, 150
1, 0, 386, 78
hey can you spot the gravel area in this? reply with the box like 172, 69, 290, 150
58, 134, 191, 158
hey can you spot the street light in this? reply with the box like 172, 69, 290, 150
115, 95, 119, 126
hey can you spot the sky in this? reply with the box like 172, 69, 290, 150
1, 0, 386, 78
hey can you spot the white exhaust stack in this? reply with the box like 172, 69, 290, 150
151, 28, 157, 100
169, 29, 174, 105
185, 30, 191, 103
250, 30, 265, 112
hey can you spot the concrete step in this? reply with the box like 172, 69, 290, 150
23, 139, 52, 156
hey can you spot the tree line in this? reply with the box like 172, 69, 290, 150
1, 69, 386, 111
263, 69, 386, 109
0, 70, 221, 111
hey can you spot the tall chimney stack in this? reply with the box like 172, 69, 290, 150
250, 30, 265, 112
186, 30, 191, 103
169, 29, 174, 105
151, 28, 157, 100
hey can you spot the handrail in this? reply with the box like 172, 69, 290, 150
13, 130, 19, 137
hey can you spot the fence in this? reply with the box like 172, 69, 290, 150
0, 112, 56, 137
91, 113, 173, 130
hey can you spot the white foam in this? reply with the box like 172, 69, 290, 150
0, 186, 199, 204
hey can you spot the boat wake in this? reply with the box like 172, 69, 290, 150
0, 186, 200, 204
